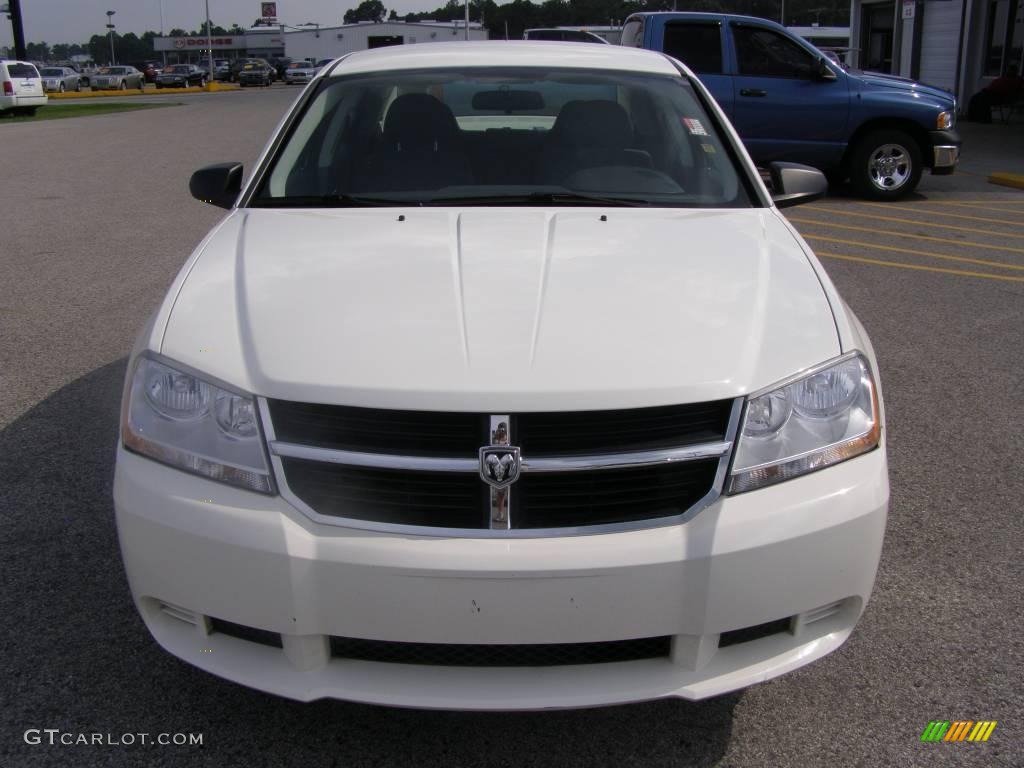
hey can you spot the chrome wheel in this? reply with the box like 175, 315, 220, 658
867, 143, 912, 192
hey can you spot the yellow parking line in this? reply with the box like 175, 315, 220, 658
920, 200, 1024, 210
786, 216, 1024, 255
803, 234, 1024, 271
818, 252, 1024, 282
797, 207, 1023, 238
858, 202, 1024, 227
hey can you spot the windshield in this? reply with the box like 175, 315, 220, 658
254, 66, 753, 208
98, 67, 123, 74
40, 68, 63, 76
165, 65, 188, 73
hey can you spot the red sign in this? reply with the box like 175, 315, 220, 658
261, 2, 278, 19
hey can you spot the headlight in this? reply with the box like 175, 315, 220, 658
937, 111, 954, 130
122, 356, 274, 494
728, 353, 880, 494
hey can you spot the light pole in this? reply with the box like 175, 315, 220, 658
464, 0, 469, 40
105, 10, 116, 64
159, 0, 166, 66
204, 0, 213, 86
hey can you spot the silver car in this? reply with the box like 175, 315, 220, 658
283, 60, 316, 85
39, 66, 81, 93
90, 65, 145, 91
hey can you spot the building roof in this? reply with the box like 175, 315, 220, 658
331, 41, 679, 76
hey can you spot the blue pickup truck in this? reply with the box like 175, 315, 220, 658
621, 12, 961, 199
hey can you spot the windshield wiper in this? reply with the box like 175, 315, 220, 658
424, 192, 653, 207
249, 194, 413, 208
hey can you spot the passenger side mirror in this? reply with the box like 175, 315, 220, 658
189, 162, 243, 209
768, 162, 828, 208
814, 57, 837, 81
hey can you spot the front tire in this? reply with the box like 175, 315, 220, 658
119, 80, 127, 91
58, 83, 65, 93
75, 80, 81, 92
849, 129, 922, 200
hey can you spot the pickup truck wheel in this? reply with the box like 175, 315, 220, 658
850, 130, 922, 200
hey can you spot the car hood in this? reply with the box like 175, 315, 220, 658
849, 69, 955, 104
159, 208, 840, 411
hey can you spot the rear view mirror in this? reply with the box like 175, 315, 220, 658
190, 162, 243, 209
472, 89, 545, 113
768, 162, 828, 208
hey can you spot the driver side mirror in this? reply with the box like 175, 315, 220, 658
814, 57, 837, 81
769, 162, 828, 208
189, 162, 243, 209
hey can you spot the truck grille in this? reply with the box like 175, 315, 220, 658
265, 399, 737, 533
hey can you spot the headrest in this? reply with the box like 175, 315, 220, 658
551, 100, 633, 148
382, 93, 460, 151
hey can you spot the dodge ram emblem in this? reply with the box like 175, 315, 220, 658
479, 446, 521, 489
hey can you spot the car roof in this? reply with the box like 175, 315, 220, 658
627, 11, 787, 28
332, 41, 678, 76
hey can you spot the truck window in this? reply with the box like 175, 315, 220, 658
732, 26, 816, 78
663, 23, 723, 74
620, 18, 644, 48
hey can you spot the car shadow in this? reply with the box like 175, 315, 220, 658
0, 358, 738, 767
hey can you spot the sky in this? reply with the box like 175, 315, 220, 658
1, 0, 474, 48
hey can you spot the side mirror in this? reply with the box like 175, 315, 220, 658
814, 57, 837, 81
189, 162, 243, 209
769, 162, 828, 208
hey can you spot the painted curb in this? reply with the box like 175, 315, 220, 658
988, 172, 1024, 191
49, 83, 240, 100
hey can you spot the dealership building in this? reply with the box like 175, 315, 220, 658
848, 0, 1023, 107
153, 21, 487, 65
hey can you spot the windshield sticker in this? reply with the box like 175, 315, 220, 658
701, 143, 716, 153
683, 118, 708, 136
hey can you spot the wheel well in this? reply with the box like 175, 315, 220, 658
842, 119, 932, 173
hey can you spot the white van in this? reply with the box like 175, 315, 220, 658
0, 60, 48, 116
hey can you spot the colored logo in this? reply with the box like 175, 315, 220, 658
920, 721, 997, 742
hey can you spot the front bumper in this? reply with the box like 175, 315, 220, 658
929, 129, 961, 174
114, 445, 888, 709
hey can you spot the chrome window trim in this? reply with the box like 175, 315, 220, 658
260, 397, 743, 539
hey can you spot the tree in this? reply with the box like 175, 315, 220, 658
388, 8, 399, 20
343, 0, 387, 24
51, 43, 70, 60
26, 41, 50, 61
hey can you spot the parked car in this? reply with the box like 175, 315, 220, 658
283, 60, 316, 85
315, 59, 333, 70
89, 65, 146, 91
0, 59, 47, 115
118, 41, 889, 709
621, 12, 961, 199
39, 66, 81, 93
229, 58, 262, 82
524, 28, 610, 43
213, 59, 232, 81
156, 64, 207, 89
237, 61, 274, 87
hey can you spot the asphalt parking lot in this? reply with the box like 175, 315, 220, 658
1, 87, 1021, 767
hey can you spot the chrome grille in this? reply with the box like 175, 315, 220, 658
263, 398, 740, 535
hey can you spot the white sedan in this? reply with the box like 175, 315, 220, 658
115, 41, 888, 710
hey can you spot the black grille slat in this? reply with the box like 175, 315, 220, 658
330, 636, 671, 666
268, 400, 484, 456
516, 402, 732, 455
209, 618, 283, 648
281, 458, 487, 527
512, 461, 718, 528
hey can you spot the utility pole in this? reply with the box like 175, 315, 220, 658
8, 0, 26, 59
204, 0, 213, 82
159, 0, 167, 66
106, 10, 116, 64
464, 0, 469, 40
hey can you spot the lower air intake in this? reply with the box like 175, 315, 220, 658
330, 635, 672, 667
